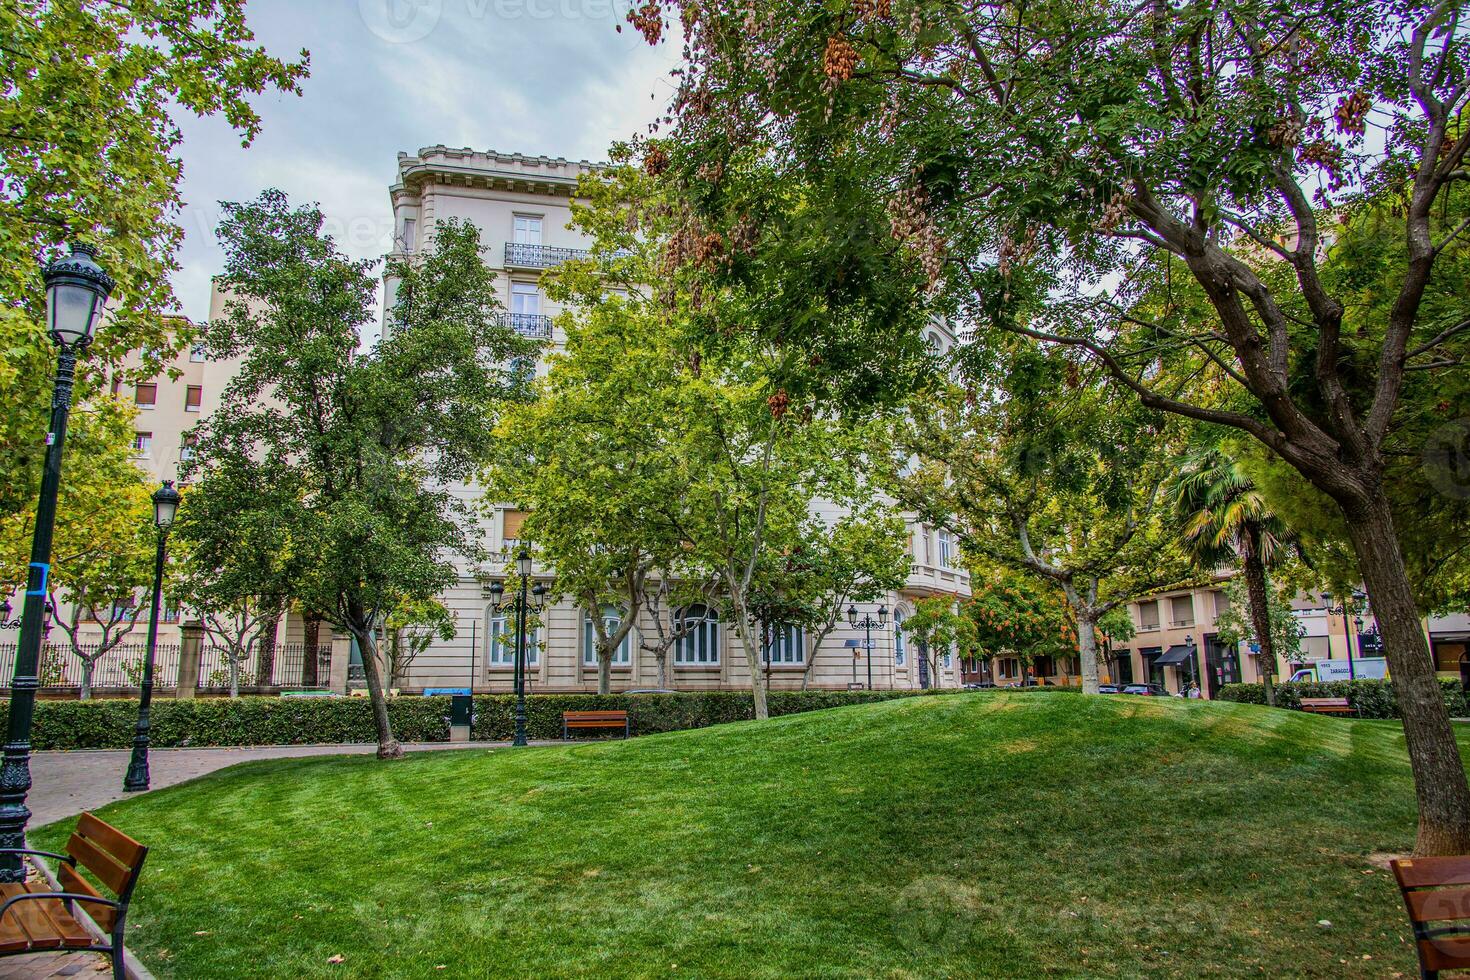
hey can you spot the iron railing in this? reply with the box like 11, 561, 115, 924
0, 641, 330, 692
504, 242, 588, 269
496, 312, 553, 339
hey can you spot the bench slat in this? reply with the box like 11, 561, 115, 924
1394, 856, 1470, 889
65, 833, 131, 897
77, 813, 146, 870
22, 883, 91, 948
1405, 885, 1470, 922
0, 882, 60, 950
563, 711, 628, 720
1421, 933, 1470, 971
0, 898, 28, 952
59, 864, 114, 932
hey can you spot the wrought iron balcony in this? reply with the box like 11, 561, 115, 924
504, 242, 589, 269
496, 312, 553, 339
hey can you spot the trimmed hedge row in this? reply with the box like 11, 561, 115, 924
0, 689, 954, 751
1217, 679, 1469, 719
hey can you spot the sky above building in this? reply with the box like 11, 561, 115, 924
170, 0, 680, 329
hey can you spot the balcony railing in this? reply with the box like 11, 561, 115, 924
503, 242, 634, 271
504, 242, 588, 269
496, 312, 553, 339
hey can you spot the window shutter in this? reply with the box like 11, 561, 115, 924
502, 509, 528, 541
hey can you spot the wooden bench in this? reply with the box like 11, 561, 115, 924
1393, 855, 1470, 979
1300, 697, 1357, 716
0, 812, 146, 980
562, 710, 630, 740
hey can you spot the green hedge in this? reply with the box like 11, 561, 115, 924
1216, 679, 1469, 719
0, 689, 954, 751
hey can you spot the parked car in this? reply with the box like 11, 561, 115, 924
622, 688, 677, 695
962, 682, 997, 690
1097, 684, 1123, 694
1121, 683, 1172, 697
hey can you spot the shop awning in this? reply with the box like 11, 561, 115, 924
1154, 644, 1194, 666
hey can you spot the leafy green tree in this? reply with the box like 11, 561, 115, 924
1173, 448, 1302, 705
965, 567, 1077, 680
634, 0, 1470, 854
901, 595, 977, 689
0, 0, 307, 526
896, 352, 1198, 693
187, 192, 527, 756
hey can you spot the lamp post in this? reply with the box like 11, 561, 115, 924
1184, 635, 1198, 695
489, 547, 546, 748
1322, 590, 1365, 681
123, 481, 181, 792
0, 602, 22, 631
847, 604, 888, 691
0, 244, 113, 881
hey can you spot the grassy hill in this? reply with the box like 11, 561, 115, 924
36, 691, 1455, 978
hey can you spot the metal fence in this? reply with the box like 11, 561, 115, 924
0, 643, 181, 690
0, 641, 329, 693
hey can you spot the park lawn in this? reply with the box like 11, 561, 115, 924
34, 692, 1455, 978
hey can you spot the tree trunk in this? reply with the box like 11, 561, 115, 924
1241, 528, 1277, 707
1074, 612, 1102, 695
79, 657, 93, 701
1346, 489, 1470, 855
229, 652, 240, 698
917, 641, 931, 689
598, 649, 612, 695
347, 603, 401, 759
257, 615, 279, 689
303, 612, 322, 686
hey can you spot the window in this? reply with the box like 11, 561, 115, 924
189, 342, 206, 363
583, 606, 632, 666
510, 282, 541, 316
134, 383, 157, 408
766, 624, 804, 665
893, 611, 907, 666
675, 605, 720, 665
512, 215, 543, 245
1137, 600, 1160, 631
487, 609, 541, 667
937, 528, 955, 569
943, 651, 953, 670
1211, 590, 1228, 619
1170, 595, 1195, 628
132, 431, 152, 456
184, 385, 202, 412
501, 509, 528, 551
400, 217, 417, 252
179, 432, 197, 462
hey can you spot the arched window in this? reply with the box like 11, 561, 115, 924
766, 624, 804, 665
893, 611, 907, 666
487, 608, 541, 667
583, 605, 632, 666
675, 605, 720, 665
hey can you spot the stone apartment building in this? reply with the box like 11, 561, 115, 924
4, 147, 973, 696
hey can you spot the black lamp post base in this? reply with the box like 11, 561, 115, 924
122, 747, 149, 793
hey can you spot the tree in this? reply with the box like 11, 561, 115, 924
1213, 577, 1306, 679
189, 192, 529, 757
895, 351, 1198, 693
965, 567, 1078, 681
637, 0, 1470, 852
0, 1, 306, 530
1173, 448, 1302, 705
637, 574, 723, 689
385, 598, 456, 690
901, 594, 976, 689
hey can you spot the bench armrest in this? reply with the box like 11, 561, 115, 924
0, 848, 75, 867
0, 891, 120, 919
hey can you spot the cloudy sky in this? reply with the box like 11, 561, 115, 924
169, 0, 680, 324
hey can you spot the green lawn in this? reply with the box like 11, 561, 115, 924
35, 692, 1455, 978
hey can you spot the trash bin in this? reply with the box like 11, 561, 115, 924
449, 692, 473, 742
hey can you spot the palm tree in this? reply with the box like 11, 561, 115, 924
1172, 450, 1299, 705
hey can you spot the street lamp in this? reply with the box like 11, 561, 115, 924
489, 547, 546, 748
1322, 589, 1365, 681
0, 602, 22, 631
0, 244, 113, 881
1184, 635, 1198, 695
847, 604, 888, 690
124, 481, 181, 792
